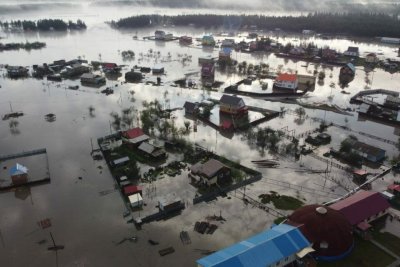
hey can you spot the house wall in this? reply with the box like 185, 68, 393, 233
274, 80, 298, 90
220, 100, 245, 114
344, 51, 359, 57
366, 209, 389, 224
269, 254, 296, 267
204, 176, 218, 186
11, 173, 28, 185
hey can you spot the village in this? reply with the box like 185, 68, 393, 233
1, 11, 400, 267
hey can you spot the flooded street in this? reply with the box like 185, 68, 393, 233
1, 4, 400, 267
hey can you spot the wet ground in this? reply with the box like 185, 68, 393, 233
1, 6, 400, 267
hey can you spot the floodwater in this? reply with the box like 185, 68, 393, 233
1, 5, 400, 267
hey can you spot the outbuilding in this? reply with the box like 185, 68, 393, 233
129, 193, 143, 208
10, 163, 29, 185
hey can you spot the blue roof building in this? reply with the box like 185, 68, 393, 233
10, 163, 28, 176
197, 224, 312, 267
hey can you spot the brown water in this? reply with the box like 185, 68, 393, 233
1, 6, 400, 267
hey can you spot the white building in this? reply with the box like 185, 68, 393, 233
129, 193, 143, 208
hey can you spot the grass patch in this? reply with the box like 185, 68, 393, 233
259, 192, 304, 210
372, 231, 400, 256
318, 236, 395, 267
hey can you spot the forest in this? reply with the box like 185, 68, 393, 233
0, 19, 87, 31
112, 13, 400, 38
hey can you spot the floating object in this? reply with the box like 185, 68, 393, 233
159, 247, 175, 256
148, 239, 159, 245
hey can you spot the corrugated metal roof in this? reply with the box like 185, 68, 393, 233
197, 224, 310, 267
138, 142, 155, 154
330, 190, 390, 225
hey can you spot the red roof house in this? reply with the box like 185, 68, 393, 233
123, 185, 143, 196
274, 73, 298, 90
330, 190, 390, 228
122, 127, 149, 145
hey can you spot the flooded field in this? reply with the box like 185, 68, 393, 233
1, 5, 400, 267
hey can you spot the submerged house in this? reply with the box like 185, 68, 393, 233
80, 73, 106, 85
155, 30, 166, 40
344, 46, 360, 57
152, 66, 164, 75
102, 63, 121, 73
340, 63, 356, 77
202, 35, 215, 46
344, 137, 386, 163
330, 190, 390, 236
125, 71, 143, 83
122, 127, 149, 147
189, 159, 231, 186
365, 53, 378, 63
218, 47, 232, 62
179, 36, 192, 45
273, 73, 298, 90
219, 95, 248, 115
321, 48, 337, 61
183, 101, 199, 116
197, 224, 312, 267
7, 66, 29, 78
138, 142, 166, 160
60, 63, 90, 77
10, 163, 28, 185
201, 63, 215, 79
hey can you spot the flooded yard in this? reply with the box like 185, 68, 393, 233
1, 5, 400, 267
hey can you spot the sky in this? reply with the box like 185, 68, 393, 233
0, 0, 398, 13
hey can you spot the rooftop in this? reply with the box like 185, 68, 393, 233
276, 73, 297, 82
123, 127, 146, 140
330, 190, 390, 225
197, 224, 310, 267
220, 95, 244, 106
191, 159, 227, 179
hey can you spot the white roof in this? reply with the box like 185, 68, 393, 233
129, 193, 143, 204
113, 156, 130, 165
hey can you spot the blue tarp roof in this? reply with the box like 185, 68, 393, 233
10, 163, 28, 176
197, 224, 310, 267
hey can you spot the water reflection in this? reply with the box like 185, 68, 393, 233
14, 186, 31, 201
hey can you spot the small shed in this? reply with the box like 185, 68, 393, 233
129, 193, 143, 208
152, 66, 164, 75
158, 196, 183, 211
118, 176, 132, 187
10, 163, 28, 185
125, 71, 143, 83
112, 156, 130, 167
183, 101, 199, 115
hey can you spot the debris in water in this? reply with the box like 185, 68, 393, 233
148, 239, 159, 246
159, 247, 175, 256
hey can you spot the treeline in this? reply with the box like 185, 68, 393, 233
112, 13, 400, 38
0, 41, 46, 51
0, 19, 86, 31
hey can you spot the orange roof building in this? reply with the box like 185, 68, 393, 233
274, 73, 298, 90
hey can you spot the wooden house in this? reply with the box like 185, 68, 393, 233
219, 95, 248, 115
